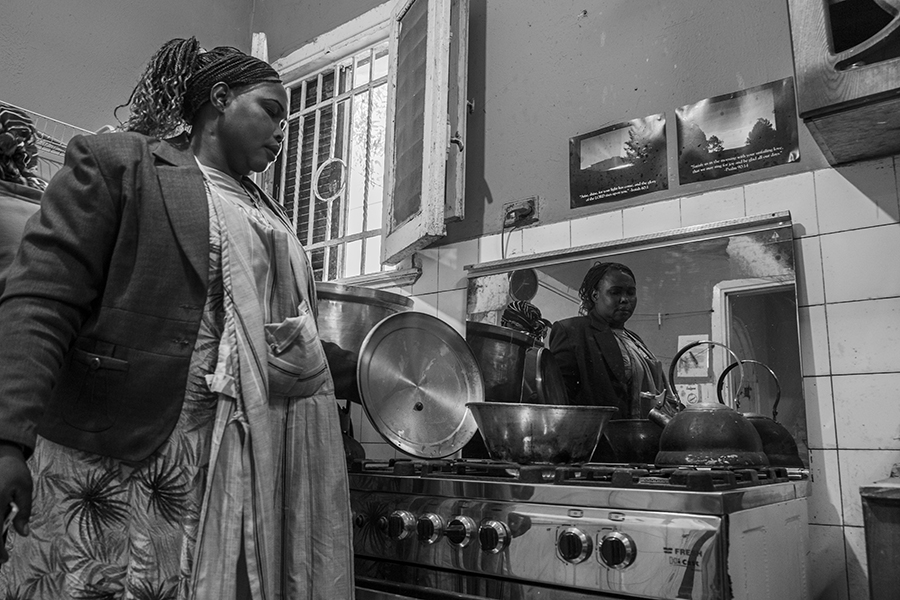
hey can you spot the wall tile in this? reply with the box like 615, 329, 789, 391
478, 233, 503, 264
827, 297, 900, 374
501, 229, 524, 257
438, 238, 479, 291
570, 210, 623, 247
843, 525, 869, 600
381, 284, 414, 298
807, 524, 849, 600
521, 221, 570, 255
357, 412, 386, 444
805, 375, 836, 450
410, 293, 439, 316
795, 235, 825, 307
622, 198, 681, 238
832, 373, 900, 450
680, 187, 745, 227
436, 288, 467, 336
412, 248, 440, 295
799, 305, 831, 377
744, 172, 818, 237
820, 224, 900, 303
816, 158, 900, 234
809, 449, 843, 526
838, 449, 900, 527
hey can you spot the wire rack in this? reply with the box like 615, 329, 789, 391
1, 101, 93, 183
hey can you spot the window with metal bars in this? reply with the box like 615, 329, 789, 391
272, 42, 392, 282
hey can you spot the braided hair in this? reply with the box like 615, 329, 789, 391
578, 262, 636, 316
116, 37, 281, 139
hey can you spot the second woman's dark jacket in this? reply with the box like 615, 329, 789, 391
547, 312, 633, 417
0, 132, 210, 463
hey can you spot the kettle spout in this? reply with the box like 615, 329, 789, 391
647, 390, 682, 427
648, 406, 672, 427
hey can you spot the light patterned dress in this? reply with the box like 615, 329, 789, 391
0, 165, 354, 600
0, 191, 225, 600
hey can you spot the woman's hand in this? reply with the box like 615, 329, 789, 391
0, 443, 32, 567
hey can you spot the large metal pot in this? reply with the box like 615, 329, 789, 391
465, 402, 617, 464
316, 282, 413, 462
716, 360, 805, 468
316, 282, 413, 402
652, 340, 770, 468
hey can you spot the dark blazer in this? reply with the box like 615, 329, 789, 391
0, 133, 210, 463
547, 313, 630, 417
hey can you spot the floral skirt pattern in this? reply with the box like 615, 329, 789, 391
0, 265, 223, 600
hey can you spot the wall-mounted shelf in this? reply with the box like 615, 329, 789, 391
787, 0, 900, 165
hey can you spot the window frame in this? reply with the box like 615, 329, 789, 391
270, 0, 467, 286
271, 2, 421, 288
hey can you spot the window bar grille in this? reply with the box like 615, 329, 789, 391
340, 81, 355, 277
306, 76, 321, 254
276, 87, 291, 223
361, 48, 376, 275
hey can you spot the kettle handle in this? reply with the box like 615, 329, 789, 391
716, 359, 782, 421
668, 340, 744, 406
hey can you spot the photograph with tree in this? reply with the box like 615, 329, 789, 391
676, 78, 798, 184
568, 113, 667, 208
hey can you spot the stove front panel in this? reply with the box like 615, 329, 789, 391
351, 489, 726, 599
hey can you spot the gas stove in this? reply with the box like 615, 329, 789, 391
350, 458, 809, 600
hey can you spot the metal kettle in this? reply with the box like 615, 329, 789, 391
716, 359, 805, 468
650, 340, 770, 468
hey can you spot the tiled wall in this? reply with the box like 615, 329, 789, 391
348, 156, 900, 600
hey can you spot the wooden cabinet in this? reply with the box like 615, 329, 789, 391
787, 0, 900, 164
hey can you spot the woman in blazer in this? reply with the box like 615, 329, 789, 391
548, 262, 671, 419
0, 38, 353, 599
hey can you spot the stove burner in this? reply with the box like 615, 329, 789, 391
348, 458, 797, 491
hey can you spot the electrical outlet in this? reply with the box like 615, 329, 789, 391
502, 196, 538, 228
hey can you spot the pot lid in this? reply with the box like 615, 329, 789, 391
357, 312, 482, 458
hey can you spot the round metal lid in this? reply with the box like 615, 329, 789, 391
357, 312, 482, 458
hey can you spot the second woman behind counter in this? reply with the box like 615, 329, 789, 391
548, 262, 669, 418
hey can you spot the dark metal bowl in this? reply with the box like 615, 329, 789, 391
592, 419, 663, 464
466, 402, 617, 464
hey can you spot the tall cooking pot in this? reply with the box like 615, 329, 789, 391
716, 359, 805, 468
651, 340, 770, 468
317, 282, 414, 402
316, 282, 413, 462
465, 321, 533, 403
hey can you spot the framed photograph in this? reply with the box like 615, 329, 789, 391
568, 113, 667, 208
676, 77, 799, 184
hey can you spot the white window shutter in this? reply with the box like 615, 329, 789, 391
381, 0, 469, 265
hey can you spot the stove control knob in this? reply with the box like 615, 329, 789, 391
599, 531, 636, 569
417, 513, 444, 544
387, 510, 416, 541
445, 515, 477, 547
557, 527, 592, 564
478, 520, 510, 554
